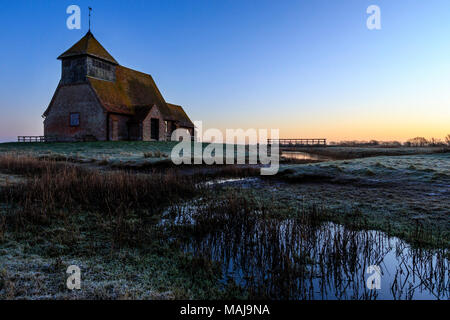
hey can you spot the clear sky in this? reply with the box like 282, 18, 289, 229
0, 0, 449, 142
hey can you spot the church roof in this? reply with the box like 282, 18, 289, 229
88, 66, 165, 115
88, 66, 194, 127
166, 103, 195, 128
58, 31, 118, 64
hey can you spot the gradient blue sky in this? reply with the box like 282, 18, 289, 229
1, 0, 449, 142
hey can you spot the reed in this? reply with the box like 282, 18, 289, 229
168, 191, 449, 299
0, 154, 200, 246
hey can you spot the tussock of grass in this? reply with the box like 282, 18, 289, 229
143, 151, 169, 158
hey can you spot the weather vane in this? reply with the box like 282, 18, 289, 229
88, 7, 92, 31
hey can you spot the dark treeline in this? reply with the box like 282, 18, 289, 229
329, 134, 450, 147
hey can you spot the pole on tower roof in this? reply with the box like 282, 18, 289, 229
88, 7, 92, 31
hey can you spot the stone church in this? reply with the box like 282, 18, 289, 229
43, 31, 194, 141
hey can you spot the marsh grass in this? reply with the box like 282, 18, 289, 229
272, 153, 450, 248
0, 154, 236, 299
168, 191, 449, 299
292, 146, 450, 160
0, 155, 200, 245
0, 153, 448, 299
0, 214, 5, 242
0, 153, 70, 176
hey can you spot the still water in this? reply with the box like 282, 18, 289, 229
169, 203, 449, 300
281, 151, 330, 161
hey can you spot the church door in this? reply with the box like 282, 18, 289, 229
151, 118, 159, 140
112, 120, 119, 141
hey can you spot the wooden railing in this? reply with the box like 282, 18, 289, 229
17, 136, 59, 143
17, 136, 46, 143
267, 138, 326, 146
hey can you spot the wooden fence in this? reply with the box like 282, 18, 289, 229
17, 136, 59, 143
267, 139, 326, 146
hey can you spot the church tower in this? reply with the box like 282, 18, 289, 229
57, 31, 118, 85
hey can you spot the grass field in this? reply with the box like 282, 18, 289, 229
0, 141, 179, 164
0, 142, 448, 299
0, 141, 256, 168
288, 145, 448, 159
1, 141, 446, 158
272, 153, 450, 247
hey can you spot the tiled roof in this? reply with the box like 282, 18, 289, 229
166, 103, 195, 128
88, 66, 166, 115
89, 66, 194, 127
58, 31, 118, 64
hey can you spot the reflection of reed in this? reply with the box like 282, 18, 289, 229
391, 242, 448, 300
170, 194, 449, 300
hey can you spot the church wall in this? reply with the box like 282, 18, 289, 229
44, 83, 107, 141
128, 123, 142, 141
142, 106, 167, 141
108, 114, 130, 141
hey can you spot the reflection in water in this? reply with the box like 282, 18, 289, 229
281, 151, 330, 161
204, 178, 246, 186
169, 201, 449, 300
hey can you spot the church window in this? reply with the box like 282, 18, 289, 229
70, 113, 80, 127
